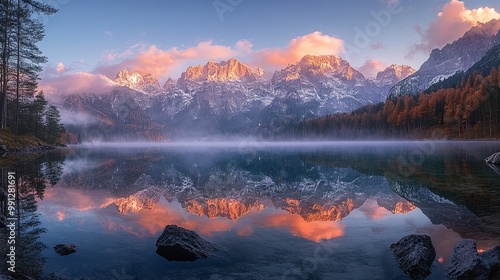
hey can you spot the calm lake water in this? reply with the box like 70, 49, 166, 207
1, 141, 500, 279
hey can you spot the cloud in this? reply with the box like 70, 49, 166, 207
259, 212, 344, 242
358, 59, 387, 78
39, 72, 115, 98
96, 40, 241, 81
56, 62, 66, 74
255, 31, 345, 70
408, 0, 500, 56
40, 32, 348, 98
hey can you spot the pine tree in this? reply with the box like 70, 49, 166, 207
0, 0, 56, 130
44, 104, 65, 144
31, 90, 46, 138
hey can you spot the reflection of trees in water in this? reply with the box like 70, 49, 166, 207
0, 151, 66, 279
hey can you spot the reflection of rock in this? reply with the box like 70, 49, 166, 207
389, 181, 500, 249
114, 186, 164, 214
54, 244, 78, 256
486, 152, 500, 174
485, 152, 500, 165
155, 225, 219, 262
183, 198, 264, 220
487, 164, 500, 175
445, 239, 490, 280
390, 235, 436, 280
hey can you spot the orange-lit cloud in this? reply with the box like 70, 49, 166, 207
255, 31, 345, 70
96, 40, 249, 81
358, 59, 387, 79
408, 0, 500, 56
259, 213, 344, 242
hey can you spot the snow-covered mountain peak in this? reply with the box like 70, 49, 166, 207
179, 57, 258, 83
114, 69, 162, 95
375, 64, 416, 86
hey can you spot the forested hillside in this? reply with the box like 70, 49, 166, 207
293, 65, 500, 139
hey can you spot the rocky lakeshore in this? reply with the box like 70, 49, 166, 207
392, 235, 500, 280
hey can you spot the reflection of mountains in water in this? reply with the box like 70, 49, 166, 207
60, 151, 417, 222
57, 147, 500, 247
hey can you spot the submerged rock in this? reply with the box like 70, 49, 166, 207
485, 152, 500, 165
445, 239, 490, 280
155, 225, 219, 262
54, 244, 78, 256
390, 234, 436, 280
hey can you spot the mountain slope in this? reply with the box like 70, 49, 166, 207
61, 57, 418, 139
389, 19, 500, 97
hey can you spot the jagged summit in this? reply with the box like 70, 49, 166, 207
179, 57, 258, 83
114, 69, 162, 95
375, 64, 416, 87
274, 55, 364, 81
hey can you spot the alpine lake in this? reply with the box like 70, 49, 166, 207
1, 141, 500, 279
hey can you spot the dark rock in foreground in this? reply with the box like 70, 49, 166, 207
485, 152, 500, 165
155, 225, 219, 262
480, 246, 500, 275
445, 239, 490, 280
54, 244, 78, 256
391, 234, 436, 280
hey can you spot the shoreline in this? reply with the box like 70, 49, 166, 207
0, 129, 63, 156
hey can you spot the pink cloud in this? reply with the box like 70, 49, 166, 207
255, 31, 345, 70
358, 59, 387, 79
408, 0, 500, 56
96, 41, 240, 81
56, 63, 66, 74
39, 72, 115, 98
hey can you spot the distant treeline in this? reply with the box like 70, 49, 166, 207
290, 67, 500, 139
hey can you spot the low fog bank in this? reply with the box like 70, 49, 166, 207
76, 139, 500, 149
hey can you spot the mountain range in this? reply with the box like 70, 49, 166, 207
59, 19, 500, 140
62, 55, 414, 140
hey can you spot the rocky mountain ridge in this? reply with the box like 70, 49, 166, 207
389, 19, 500, 97
62, 56, 414, 140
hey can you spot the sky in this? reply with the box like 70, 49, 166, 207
37, 0, 500, 96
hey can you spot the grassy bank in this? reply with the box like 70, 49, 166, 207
0, 128, 58, 154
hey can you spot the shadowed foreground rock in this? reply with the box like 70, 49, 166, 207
481, 246, 500, 272
445, 239, 490, 280
390, 234, 436, 280
485, 152, 500, 165
53, 244, 78, 256
155, 225, 219, 261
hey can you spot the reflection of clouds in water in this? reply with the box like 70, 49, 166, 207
411, 223, 462, 268
358, 199, 392, 220
258, 211, 345, 242
60, 158, 95, 174
38, 186, 346, 242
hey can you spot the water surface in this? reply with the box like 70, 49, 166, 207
1, 141, 499, 279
